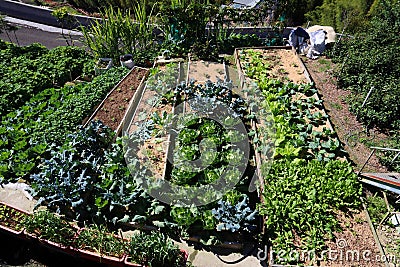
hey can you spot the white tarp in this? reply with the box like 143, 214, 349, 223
306, 25, 336, 43
306, 29, 330, 59
310, 30, 327, 53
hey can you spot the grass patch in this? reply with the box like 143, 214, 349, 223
330, 101, 343, 110
317, 58, 332, 72
366, 195, 389, 225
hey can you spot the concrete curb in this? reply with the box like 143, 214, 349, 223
0, 0, 100, 29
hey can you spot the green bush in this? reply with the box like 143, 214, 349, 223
305, 0, 375, 33
331, 0, 400, 130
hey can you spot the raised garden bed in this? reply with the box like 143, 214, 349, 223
85, 67, 149, 135
122, 60, 263, 250
236, 46, 308, 84
73, 225, 127, 266
0, 202, 29, 237
234, 47, 366, 266
235, 47, 337, 159
0, 205, 187, 266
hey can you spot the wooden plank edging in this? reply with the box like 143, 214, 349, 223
115, 67, 150, 138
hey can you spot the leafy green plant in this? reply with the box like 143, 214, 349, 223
75, 224, 126, 258
0, 203, 28, 232
30, 121, 159, 225
22, 210, 76, 247
127, 231, 185, 267
96, 138, 163, 225
212, 194, 257, 232
218, 33, 263, 54
258, 159, 361, 256
241, 50, 343, 162
0, 42, 91, 116
366, 195, 390, 225
170, 206, 201, 227
30, 121, 113, 217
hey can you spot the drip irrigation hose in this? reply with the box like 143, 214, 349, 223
215, 242, 258, 264
188, 233, 261, 265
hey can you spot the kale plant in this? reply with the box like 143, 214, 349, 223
212, 194, 257, 232
30, 121, 113, 219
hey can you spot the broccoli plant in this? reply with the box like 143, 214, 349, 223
212, 194, 257, 232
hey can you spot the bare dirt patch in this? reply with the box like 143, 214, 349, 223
187, 61, 226, 83
263, 49, 308, 84
92, 67, 148, 131
321, 210, 383, 267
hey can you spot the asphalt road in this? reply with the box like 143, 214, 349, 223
0, 17, 83, 48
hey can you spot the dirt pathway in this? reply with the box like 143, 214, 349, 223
301, 56, 387, 173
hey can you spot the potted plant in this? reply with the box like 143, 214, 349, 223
0, 202, 29, 236
125, 231, 187, 267
73, 224, 126, 266
94, 58, 113, 75
120, 54, 135, 69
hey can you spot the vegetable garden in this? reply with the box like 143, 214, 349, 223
2, 0, 400, 266
0, 37, 364, 266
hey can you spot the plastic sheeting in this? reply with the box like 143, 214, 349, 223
306, 25, 336, 43
307, 29, 327, 59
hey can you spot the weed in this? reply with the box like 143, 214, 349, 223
330, 102, 343, 110
366, 195, 390, 225
355, 216, 364, 224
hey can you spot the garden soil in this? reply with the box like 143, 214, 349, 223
92, 67, 148, 131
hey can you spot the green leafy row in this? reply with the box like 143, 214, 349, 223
0, 40, 92, 116
240, 49, 362, 263
0, 67, 128, 182
241, 51, 343, 162
259, 159, 361, 257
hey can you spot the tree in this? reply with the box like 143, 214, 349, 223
273, 0, 324, 26
305, 0, 375, 33
52, 7, 76, 46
